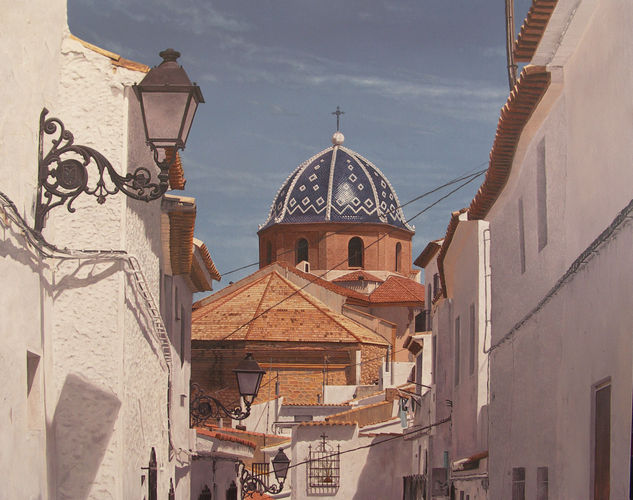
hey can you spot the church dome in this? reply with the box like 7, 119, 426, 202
261, 134, 414, 232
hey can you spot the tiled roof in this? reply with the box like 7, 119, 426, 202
194, 238, 221, 281
437, 209, 467, 299
413, 239, 443, 269
69, 34, 150, 73
278, 262, 370, 304
192, 270, 389, 345
326, 400, 395, 427
332, 271, 384, 283
196, 427, 257, 449
369, 275, 425, 305
468, 65, 550, 220
202, 424, 284, 440
283, 403, 350, 407
514, 0, 558, 62
162, 195, 196, 276
297, 421, 357, 427
166, 148, 186, 190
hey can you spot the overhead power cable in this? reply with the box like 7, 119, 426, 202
267, 415, 452, 475
220, 170, 485, 340
222, 163, 487, 277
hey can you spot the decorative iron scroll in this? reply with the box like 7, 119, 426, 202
238, 461, 285, 498
35, 108, 175, 232
189, 383, 251, 426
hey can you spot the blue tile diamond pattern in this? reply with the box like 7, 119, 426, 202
261, 145, 412, 231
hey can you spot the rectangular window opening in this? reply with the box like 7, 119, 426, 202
593, 382, 611, 500
537, 138, 548, 252
432, 335, 437, 384
537, 466, 549, 500
469, 303, 476, 375
454, 316, 460, 386
180, 305, 186, 366
512, 467, 526, 500
518, 198, 526, 274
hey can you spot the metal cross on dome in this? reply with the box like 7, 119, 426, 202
332, 106, 344, 131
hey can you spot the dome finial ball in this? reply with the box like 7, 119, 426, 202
332, 131, 345, 145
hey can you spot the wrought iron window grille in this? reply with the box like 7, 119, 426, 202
309, 434, 340, 489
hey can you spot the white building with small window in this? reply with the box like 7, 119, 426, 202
462, 0, 633, 498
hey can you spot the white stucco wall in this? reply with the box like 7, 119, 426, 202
0, 2, 197, 497
486, 1, 633, 498
291, 424, 412, 500
442, 219, 490, 463
0, 2, 67, 499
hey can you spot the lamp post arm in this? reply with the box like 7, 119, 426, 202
236, 460, 285, 498
35, 108, 175, 232
190, 383, 251, 425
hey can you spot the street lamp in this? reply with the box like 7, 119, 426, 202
190, 353, 266, 424
238, 448, 291, 498
35, 48, 204, 233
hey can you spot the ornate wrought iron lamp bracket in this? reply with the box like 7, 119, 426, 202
236, 460, 287, 498
35, 108, 175, 233
190, 383, 251, 425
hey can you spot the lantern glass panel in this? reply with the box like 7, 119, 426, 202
236, 370, 263, 400
272, 449, 290, 481
141, 91, 189, 147
179, 94, 199, 146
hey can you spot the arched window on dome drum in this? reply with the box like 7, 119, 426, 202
296, 238, 309, 264
395, 242, 402, 272
266, 241, 273, 265
348, 237, 364, 268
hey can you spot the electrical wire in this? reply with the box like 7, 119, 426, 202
259, 415, 452, 476
221, 169, 485, 340
222, 164, 488, 277
487, 195, 633, 353
0, 190, 194, 465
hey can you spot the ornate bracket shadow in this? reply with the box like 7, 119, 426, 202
190, 383, 251, 426
35, 108, 175, 232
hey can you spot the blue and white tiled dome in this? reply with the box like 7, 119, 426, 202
261, 133, 414, 231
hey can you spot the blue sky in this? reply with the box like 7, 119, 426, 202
68, 0, 533, 288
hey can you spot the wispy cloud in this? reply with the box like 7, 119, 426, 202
78, 0, 249, 36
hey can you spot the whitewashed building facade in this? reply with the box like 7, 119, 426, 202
0, 2, 218, 499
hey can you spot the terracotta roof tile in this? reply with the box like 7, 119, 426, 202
514, 0, 558, 62
196, 427, 257, 449
194, 238, 221, 281
436, 209, 467, 299
413, 239, 443, 269
297, 421, 357, 427
332, 271, 384, 283
369, 276, 425, 305
166, 148, 186, 190
325, 400, 395, 427
192, 270, 389, 346
277, 262, 370, 304
162, 196, 196, 276
468, 66, 550, 221
69, 34, 150, 73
